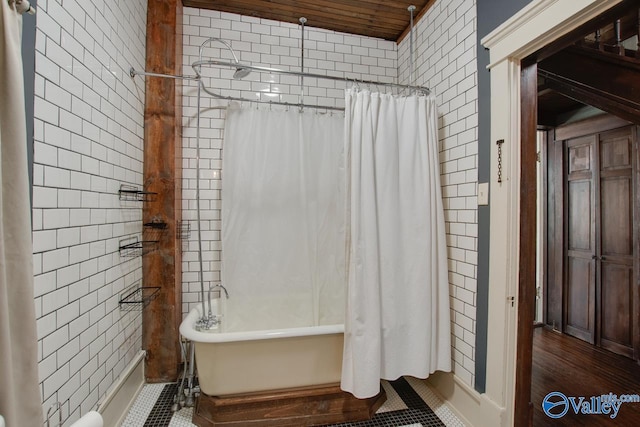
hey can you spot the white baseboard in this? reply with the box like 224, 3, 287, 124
425, 371, 507, 427
98, 351, 146, 427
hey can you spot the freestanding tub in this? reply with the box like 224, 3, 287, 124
179, 301, 344, 396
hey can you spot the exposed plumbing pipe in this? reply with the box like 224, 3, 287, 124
408, 5, 416, 89
299, 17, 307, 111
193, 37, 244, 331
194, 66, 208, 331
172, 339, 189, 411
185, 341, 196, 407
45, 402, 61, 427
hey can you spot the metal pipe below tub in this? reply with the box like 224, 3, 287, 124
185, 341, 197, 407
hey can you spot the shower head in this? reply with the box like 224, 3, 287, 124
233, 67, 251, 79
197, 38, 253, 80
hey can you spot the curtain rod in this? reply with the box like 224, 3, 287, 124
130, 67, 346, 111
130, 59, 430, 112
198, 81, 345, 111
189, 59, 430, 94
130, 61, 430, 95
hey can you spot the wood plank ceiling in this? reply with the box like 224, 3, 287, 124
181, 0, 435, 42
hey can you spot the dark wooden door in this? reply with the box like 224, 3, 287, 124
598, 127, 636, 358
557, 122, 638, 360
564, 135, 597, 344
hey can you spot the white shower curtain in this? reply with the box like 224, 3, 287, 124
221, 106, 346, 332
0, 2, 43, 426
341, 89, 451, 398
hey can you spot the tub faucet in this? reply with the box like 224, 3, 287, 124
208, 283, 229, 301
206, 283, 229, 325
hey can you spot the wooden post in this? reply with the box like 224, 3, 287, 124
514, 60, 538, 427
142, 0, 183, 382
615, 19, 624, 55
636, 9, 640, 58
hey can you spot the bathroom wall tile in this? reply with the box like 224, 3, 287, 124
39, 353, 58, 386
43, 363, 71, 403
180, 7, 398, 316
42, 247, 70, 273
68, 313, 90, 342
37, 51, 62, 86
57, 337, 81, 369
79, 353, 98, 385
68, 381, 90, 423
32, 0, 147, 424
42, 325, 70, 360
398, 0, 478, 388
88, 362, 106, 394
33, 229, 58, 253
56, 264, 80, 289
37, 313, 58, 343
56, 299, 80, 328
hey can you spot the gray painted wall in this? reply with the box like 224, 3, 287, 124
475, 0, 533, 393
22, 0, 37, 206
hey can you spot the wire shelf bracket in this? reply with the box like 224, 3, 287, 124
119, 237, 159, 257
119, 184, 158, 202
119, 285, 161, 311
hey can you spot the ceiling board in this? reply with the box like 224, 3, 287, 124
182, 0, 433, 42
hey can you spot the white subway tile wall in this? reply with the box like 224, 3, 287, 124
31, 0, 147, 424
30, 2, 479, 422
398, 0, 479, 387
181, 3, 479, 388
179, 8, 398, 314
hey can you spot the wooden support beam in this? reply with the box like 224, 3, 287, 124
530, 0, 640, 63
142, 0, 183, 382
539, 46, 640, 125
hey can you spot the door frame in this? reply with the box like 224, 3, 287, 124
481, 1, 626, 426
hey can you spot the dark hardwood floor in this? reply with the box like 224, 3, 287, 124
532, 327, 640, 426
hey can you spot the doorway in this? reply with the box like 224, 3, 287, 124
481, 1, 640, 425
522, 2, 640, 425
546, 116, 639, 360
532, 113, 640, 426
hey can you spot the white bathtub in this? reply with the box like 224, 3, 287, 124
179, 301, 344, 396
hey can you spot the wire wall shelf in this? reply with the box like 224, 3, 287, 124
119, 285, 160, 311
144, 219, 168, 242
119, 237, 158, 257
177, 220, 190, 240
118, 184, 158, 202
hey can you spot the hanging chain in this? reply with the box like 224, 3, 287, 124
496, 139, 504, 183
